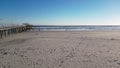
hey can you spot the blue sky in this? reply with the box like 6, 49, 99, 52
0, 0, 120, 25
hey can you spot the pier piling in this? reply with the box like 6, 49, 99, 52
0, 24, 33, 39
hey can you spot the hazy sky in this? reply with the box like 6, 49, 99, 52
0, 0, 120, 25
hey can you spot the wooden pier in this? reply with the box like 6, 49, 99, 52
0, 25, 33, 39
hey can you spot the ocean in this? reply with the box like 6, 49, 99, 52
33, 25, 120, 31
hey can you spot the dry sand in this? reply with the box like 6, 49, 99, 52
1, 31, 120, 68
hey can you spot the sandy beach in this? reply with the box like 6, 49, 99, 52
1, 31, 120, 68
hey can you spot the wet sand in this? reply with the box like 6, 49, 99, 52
1, 31, 120, 68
